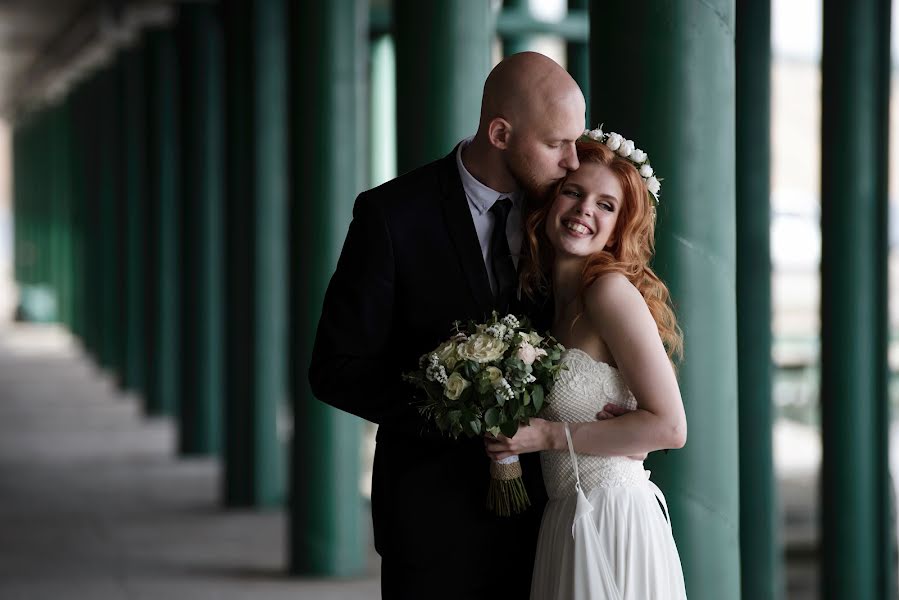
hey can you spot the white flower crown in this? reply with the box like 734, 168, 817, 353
581, 125, 661, 202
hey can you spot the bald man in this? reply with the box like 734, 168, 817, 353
310, 53, 585, 599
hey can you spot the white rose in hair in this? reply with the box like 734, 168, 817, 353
617, 140, 635, 158
631, 149, 647, 164
646, 176, 661, 195
605, 132, 623, 151
640, 164, 654, 178
589, 128, 604, 140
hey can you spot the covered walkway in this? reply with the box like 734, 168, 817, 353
0, 323, 378, 599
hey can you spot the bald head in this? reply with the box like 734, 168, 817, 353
480, 52, 585, 131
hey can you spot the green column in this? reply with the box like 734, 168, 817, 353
369, 34, 397, 188
566, 0, 589, 122
222, 0, 286, 507
145, 28, 181, 418
122, 42, 148, 395
393, 0, 492, 173
820, 0, 892, 597
288, 0, 367, 576
736, 1, 779, 598
177, 2, 225, 455
589, 2, 740, 598
502, 0, 537, 56
68, 86, 87, 342
96, 63, 125, 377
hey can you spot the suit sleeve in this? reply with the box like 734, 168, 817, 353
308, 193, 415, 426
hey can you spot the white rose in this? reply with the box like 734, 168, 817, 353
589, 127, 604, 140
457, 333, 508, 364
605, 132, 623, 151
433, 340, 459, 370
631, 149, 647, 164
516, 341, 539, 366
484, 366, 504, 385
640, 164, 654, 178
444, 372, 471, 400
617, 139, 635, 158
646, 176, 661, 195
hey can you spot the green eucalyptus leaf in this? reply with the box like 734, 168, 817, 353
532, 385, 544, 412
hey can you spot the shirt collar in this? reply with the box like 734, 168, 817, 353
455, 138, 522, 215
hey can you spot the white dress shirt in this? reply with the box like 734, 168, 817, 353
455, 138, 523, 296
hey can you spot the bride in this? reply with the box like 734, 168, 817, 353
484, 129, 688, 599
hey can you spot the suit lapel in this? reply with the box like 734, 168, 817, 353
438, 147, 495, 316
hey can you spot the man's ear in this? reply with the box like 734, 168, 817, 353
487, 117, 512, 150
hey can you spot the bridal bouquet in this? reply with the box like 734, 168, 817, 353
403, 313, 566, 516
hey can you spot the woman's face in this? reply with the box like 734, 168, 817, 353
545, 162, 623, 259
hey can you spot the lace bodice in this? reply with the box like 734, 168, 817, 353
540, 348, 647, 499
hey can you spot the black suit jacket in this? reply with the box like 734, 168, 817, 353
309, 147, 552, 598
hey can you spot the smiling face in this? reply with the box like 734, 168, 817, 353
545, 162, 624, 259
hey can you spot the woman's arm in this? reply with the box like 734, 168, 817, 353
485, 273, 686, 459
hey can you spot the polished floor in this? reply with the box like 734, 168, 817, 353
0, 324, 380, 599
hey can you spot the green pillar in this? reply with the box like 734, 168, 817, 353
393, 0, 492, 173
122, 42, 148, 395
145, 27, 181, 418
736, 1, 779, 598
820, 0, 892, 597
502, 0, 537, 56
177, 2, 225, 455
370, 34, 397, 188
68, 85, 87, 342
566, 0, 589, 121
589, 3, 740, 598
96, 63, 125, 377
222, 0, 286, 507
288, 0, 367, 576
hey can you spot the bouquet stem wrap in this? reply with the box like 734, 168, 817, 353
487, 455, 530, 516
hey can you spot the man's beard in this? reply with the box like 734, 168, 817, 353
506, 154, 560, 200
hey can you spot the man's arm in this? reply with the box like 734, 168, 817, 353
308, 194, 413, 425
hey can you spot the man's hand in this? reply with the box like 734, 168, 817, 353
595, 403, 648, 462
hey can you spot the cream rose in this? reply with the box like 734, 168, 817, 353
605, 132, 623, 151
646, 176, 661, 195
617, 139, 635, 158
433, 340, 459, 369
457, 333, 507, 364
484, 366, 504, 385
516, 341, 539, 365
631, 149, 647, 164
640, 164, 654, 178
444, 372, 470, 400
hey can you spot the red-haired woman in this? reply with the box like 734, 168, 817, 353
485, 131, 688, 599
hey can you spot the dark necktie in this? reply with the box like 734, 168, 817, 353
489, 197, 517, 312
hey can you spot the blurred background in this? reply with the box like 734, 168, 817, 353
1, 0, 897, 598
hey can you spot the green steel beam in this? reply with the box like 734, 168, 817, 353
502, 1, 538, 56
820, 0, 892, 597
144, 27, 181, 418
566, 0, 590, 123
589, 2, 740, 598
393, 0, 492, 173
735, 1, 779, 598
122, 42, 148, 395
222, 0, 286, 508
288, 0, 367, 576
177, 2, 225, 455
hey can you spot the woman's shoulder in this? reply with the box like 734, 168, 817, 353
583, 273, 648, 324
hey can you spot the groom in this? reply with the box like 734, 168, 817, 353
310, 52, 585, 599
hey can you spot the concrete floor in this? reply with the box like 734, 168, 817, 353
0, 324, 380, 600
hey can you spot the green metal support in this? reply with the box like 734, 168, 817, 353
502, 0, 538, 56
369, 34, 396, 188
589, 2, 740, 598
122, 42, 148, 395
177, 2, 225, 455
393, 0, 492, 173
566, 0, 589, 123
144, 27, 180, 418
735, 1, 779, 598
222, 0, 286, 508
288, 0, 367, 576
820, 0, 892, 597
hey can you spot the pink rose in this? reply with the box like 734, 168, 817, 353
516, 342, 538, 365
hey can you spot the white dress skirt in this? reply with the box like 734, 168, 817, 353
529, 349, 687, 600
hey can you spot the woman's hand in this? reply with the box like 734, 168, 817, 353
483, 418, 562, 461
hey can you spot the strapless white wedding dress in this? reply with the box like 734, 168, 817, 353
530, 348, 688, 600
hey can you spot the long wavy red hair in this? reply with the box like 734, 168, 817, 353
521, 140, 683, 361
